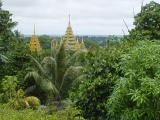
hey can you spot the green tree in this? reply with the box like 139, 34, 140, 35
108, 41, 160, 120
130, 1, 160, 40
0, 76, 18, 102
0, 1, 27, 83
71, 40, 136, 120
38, 35, 52, 49
0, 0, 17, 53
25, 41, 84, 104
0, 31, 31, 88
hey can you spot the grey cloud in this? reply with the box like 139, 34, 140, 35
2, 0, 38, 7
3, 0, 158, 35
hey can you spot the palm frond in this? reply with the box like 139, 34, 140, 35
71, 74, 87, 87
67, 49, 87, 66
51, 40, 58, 58
24, 71, 58, 95
56, 41, 66, 88
39, 79, 59, 95
0, 54, 8, 63
29, 55, 47, 77
42, 56, 57, 83
24, 85, 37, 95
24, 71, 41, 83
59, 66, 83, 91
50, 57, 58, 84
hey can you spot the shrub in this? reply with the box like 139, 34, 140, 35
0, 76, 18, 102
25, 96, 40, 109
8, 99, 27, 110
107, 41, 160, 120
7, 89, 28, 110
71, 41, 136, 120
71, 78, 113, 120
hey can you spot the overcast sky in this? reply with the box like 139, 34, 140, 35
2, 0, 160, 35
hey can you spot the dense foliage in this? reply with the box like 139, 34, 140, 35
107, 41, 160, 120
0, 76, 18, 102
0, 2, 31, 86
71, 2, 160, 119
130, 1, 160, 40
70, 41, 136, 119
1, 0, 160, 120
24, 41, 84, 104
0, 1, 17, 53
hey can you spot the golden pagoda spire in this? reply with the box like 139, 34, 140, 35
80, 37, 86, 49
63, 15, 77, 51
75, 38, 81, 50
82, 37, 84, 43
76, 38, 79, 43
69, 14, 71, 25
62, 15, 87, 51
29, 25, 42, 53
34, 24, 36, 35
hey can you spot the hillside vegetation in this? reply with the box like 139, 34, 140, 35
1, 1, 160, 120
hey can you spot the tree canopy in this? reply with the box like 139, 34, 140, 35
130, 1, 160, 40
0, 0, 17, 53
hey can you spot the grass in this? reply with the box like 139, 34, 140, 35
0, 108, 56, 120
0, 104, 84, 120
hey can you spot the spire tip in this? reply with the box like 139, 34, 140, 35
34, 24, 36, 35
69, 14, 71, 24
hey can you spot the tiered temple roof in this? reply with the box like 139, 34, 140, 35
28, 16, 85, 52
63, 15, 85, 51
29, 25, 42, 53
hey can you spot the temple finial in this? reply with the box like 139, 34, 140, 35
69, 14, 71, 25
82, 36, 84, 43
29, 24, 42, 53
34, 24, 36, 35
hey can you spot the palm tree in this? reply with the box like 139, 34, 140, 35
24, 40, 85, 105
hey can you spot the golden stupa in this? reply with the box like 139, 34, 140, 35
63, 15, 85, 51
29, 25, 42, 53
79, 37, 86, 49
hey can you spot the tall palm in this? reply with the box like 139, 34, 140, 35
24, 41, 84, 104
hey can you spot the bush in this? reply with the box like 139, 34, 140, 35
7, 89, 28, 110
107, 41, 160, 120
0, 76, 18, 102
7, 99, 27, 110
71, 78, 113, 120
25, 96, 40, 109
71, 41, 136, 120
